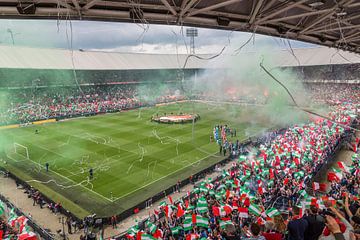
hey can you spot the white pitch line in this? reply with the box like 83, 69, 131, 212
6, 153, 113, 202
110, 133, 260, 202
111, 150, 219, 202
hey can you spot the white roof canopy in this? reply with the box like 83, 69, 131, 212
0, 45, 359, 70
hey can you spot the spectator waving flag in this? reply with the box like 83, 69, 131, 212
219, 219, 234, 229
146, 221, 157, 234
265, 208, 281, 218
312, 182, 326, 191
238, 207, 249, 218
171, 226, 182, 235
249, 203, 263, 216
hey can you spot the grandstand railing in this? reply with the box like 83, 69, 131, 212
0, 186, 55, 240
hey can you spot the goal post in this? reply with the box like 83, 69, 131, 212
14, 143, 29, 159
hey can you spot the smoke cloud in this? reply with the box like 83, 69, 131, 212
186, 48, 315, 129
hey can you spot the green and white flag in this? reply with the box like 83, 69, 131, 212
146, 221, 157, 234
183, 219, 192, 231
197, 197, 208, 213
127, 226, 139, 237
171, 226, 182, 235
219, 220, 234, 229
0, 201, 5, 216
239, 155, 247, 162
266, 208, 280, 218
195, 216, 209, 228
249, 204, 262, 216
299, 190, 308, 199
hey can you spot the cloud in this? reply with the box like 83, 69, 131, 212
0, 19, 316, 54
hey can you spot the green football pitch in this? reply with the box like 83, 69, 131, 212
0, 102, 267, 218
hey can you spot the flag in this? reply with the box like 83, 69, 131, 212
196, 197, 208, 214
140, 234, 156, 240
153, 229, 163, 239
164, 205, 173, 218
269, 168, 274, 179
258, 186, 265, 195
299, 190, 308, 199
257, 217, 266, 225
219, 220, 234, 229
265, 208, 281, 218
127, 226, 139, 238
337, 161, 350, 173
171, 226, 182, 235
212, 205, 232, 217
183, 219, 192, 231
0, 202, 5, 216
312, 182, 326, 192
327, 172, 341, 182
194, 215, 208, 228
177, 204, 185, 218
146, 221, 157, 234
239, 155, 247, 162
249, 204, 262, 216
168, 196, 173, 205
158, 201, 166, 207
304, 197, 318, 208
186, 233, 199, 240
238, 207, 249, 218
18, 231, 37, 240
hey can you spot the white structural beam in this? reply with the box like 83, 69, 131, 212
187, 0, 243, 17
160, 0, 178, 16
82, 0, 100, 10
266, 9, 332, 24
179, 0, 198, 19
249, 0, 265, 24
255, 0, 309, 24
299, 0, 353, 34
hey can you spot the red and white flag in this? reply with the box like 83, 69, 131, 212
312, 182, 326, 191
238, 207, 249, 218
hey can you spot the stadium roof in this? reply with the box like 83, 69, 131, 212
0, 45, 359, 70
1, 0, 360, 53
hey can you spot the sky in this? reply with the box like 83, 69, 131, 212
0, 19, 317, 54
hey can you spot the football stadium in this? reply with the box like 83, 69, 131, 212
0, 1, 360, 240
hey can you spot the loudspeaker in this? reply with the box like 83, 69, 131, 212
17, 2, 36, 14
217, 16, 230, 26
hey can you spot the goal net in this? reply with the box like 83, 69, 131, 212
14, 143, 29, 159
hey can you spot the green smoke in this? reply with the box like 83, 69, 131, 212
189, 48, 314, 128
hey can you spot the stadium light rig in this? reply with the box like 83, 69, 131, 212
186, 28, 198, 54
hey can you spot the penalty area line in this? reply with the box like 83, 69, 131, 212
5, 153, 113, 203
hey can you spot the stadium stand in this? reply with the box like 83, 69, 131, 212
120, 85, 360, 240
0, 46, 360, 240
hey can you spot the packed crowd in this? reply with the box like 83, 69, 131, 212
295, 64, 360, 81
305, 84, 360, 105
125, 89, 360, 239
0, 84, 184, 125
0, 199, 38, 240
